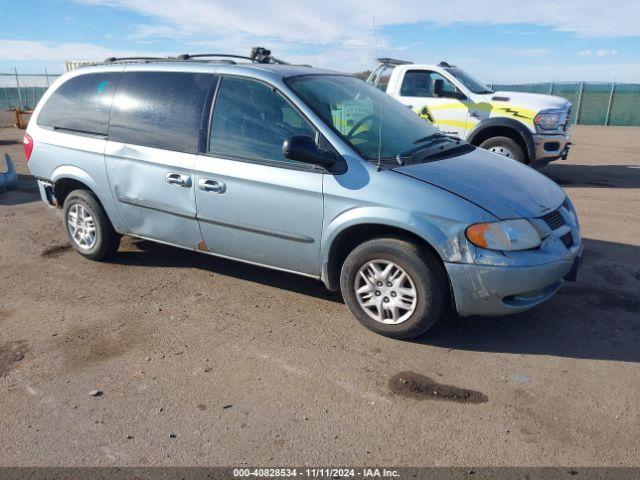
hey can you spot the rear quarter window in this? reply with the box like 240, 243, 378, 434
37, 72, 120, 135
108, 71, 218, 153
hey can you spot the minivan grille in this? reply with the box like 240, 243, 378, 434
560, 232, 573, 248
540, 209, 566, 230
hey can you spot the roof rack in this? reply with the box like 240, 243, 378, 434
98, 47, 300, 67
376, 57, 413, 66
103, 56, 168, 63
175, 53, 256, 64
438, 61, 456, 68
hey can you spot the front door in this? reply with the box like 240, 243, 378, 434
195, 76, 324, 276
397, 70, 469, 138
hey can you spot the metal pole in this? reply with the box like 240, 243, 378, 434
14, 67, 23, 108
549, 81, 554, 95
575, 82, 584, 125
2, 85, 9, 110
605, 81, 615, 126
44, 67, 50, 87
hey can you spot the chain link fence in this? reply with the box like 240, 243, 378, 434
489, 81, 640, 126
0, 70, 62, 110
2, 69, 639, 127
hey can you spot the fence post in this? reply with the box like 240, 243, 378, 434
575, 82, 584, 125
45, 67, 50, 87
2, 86, 9, 110
605, 81, 615, 126
14, 67, 23, 108
548, 81, 554, 95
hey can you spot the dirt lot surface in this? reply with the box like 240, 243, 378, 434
1, 125, 639, 467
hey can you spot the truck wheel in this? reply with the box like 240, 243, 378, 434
63, 189, 120, 261
480, 136, 526, 163
340, 237, 447, 339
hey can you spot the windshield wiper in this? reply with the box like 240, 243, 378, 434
412, 132, 450, 145
396, 135, 466, 166
394, 134, 458, 165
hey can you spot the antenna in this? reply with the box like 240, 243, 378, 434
372, 15, 383, 171
372, 16, 379, 60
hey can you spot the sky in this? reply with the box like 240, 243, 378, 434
1, 0, 639, 84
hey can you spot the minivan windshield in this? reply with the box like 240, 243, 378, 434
444, 68, 493, 94
286, 75, 443, 161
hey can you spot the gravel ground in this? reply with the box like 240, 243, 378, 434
1, 125, 639, 467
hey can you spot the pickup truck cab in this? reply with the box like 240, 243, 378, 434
368, 59, 571, 165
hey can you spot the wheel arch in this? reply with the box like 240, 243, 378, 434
50, 165, 127, 233
320, 210, 450, 292
467, 117, 535, 163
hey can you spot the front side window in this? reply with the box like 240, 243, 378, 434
287, 75, 439, 160
400, 70, 457, 98
109, 71, 218, 153
37, 72, 120, 135
209, 77, 316, 164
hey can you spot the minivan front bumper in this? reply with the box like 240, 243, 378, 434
445, 244, 582, 317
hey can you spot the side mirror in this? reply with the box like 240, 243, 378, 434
434, 79, 467, 100
282, 135, 334, 168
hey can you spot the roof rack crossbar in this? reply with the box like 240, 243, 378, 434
103, 56, 167, 63
176, 53, 256, 62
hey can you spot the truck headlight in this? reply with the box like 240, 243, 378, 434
466, 219, 541, 251
534, 110, 565, 131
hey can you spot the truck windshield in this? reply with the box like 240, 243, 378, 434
286, 75, 441, 161
445, 68, 493, 94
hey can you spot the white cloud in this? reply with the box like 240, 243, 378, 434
578, 49, 619, 56
78, 0, 640, 41
0, 39, 165, 62
596, 49, 618, 56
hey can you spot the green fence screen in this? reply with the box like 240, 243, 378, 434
490, 82, 640, 126
2, 72, 639, 127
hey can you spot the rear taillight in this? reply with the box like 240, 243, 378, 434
23, 132, 34, 162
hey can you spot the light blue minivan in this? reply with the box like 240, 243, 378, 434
25, 55, 582, 338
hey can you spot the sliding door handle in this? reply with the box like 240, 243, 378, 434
199, 178, 226, 193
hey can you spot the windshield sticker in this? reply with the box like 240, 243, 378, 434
332, 100, 374, 135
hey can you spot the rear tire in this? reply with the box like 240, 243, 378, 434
340, 237, 447, 339
63, 189, 120, 261
480, 136, 526, 163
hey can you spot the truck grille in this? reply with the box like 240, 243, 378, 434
540, 209, 566, 230
565, 107, 572, 130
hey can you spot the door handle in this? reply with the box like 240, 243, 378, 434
165, 173, 191, 187
199, 178, 226, 193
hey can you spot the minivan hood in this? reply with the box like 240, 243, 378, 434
393, 148, 565, 219
482, 91, 570, 112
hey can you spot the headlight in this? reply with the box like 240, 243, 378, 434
534, 110, 566, 130
466, 219, 541, 251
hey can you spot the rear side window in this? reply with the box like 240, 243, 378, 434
208, 76, 316, 164
37, 72, 119, 135
109, 71, 218, 153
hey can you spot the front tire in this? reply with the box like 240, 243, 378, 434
340, 237, 448, 339
63, 189, 120, 261
480, 136, 526, 163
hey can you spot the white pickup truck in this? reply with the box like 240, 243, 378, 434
367, 59, 571, 165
